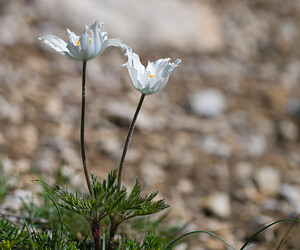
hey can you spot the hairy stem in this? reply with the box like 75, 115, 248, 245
91, 219, 101, 250
109, 218, 121, 244
117, 93, 145, 189
80, 61, 94, 197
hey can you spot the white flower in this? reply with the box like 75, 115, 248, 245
123, 47, 181, 95
39, 21, 124, 61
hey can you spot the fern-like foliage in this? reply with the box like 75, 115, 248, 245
55, 168, 169, 225
0, 218, 80, 249
118, 233, 166, 250
118, 178, 170, 221
93, 168, 170, 221
0, 218, 26, 247
54, 186, 93, 222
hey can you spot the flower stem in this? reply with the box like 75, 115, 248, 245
91, 219, 101, 250
117, 93, 145, 189
81, 61, 94, 197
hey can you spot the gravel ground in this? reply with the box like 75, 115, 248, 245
1, 0, 300, 249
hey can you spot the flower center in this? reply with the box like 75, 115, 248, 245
149, 75, 155, 78
76, 41, 80, 46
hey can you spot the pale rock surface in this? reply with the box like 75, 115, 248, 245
34, 0, 223, 53
173, 242, 189, 250
243, 133, 267, 157
104, 100, 167, 130
235, 162, 253, 180
141, 162, 166, 188
255, 166, 280, 196
177, 178, 194, 194
279, 184, 300, 211
202, 192, 231, 218
0, 190, 38, 213
278, 120, 298, 141
202, 135, 231, 157
189, 89, 226, 117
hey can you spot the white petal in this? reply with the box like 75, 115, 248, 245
162, 59, 181, 77
89, 21, 101, 59
100, 38, 124, 54
66, 29, 84, 60
147, 78, 162, 94
67, 29, 80, 44
140, 71, 149, 86
126, 48, 145, 76
156, 76, 169, 92
39, 35, 72, 58
123, 48, 181, 95
66, 41, 82, 60
76, 25, 93, 60
154, 59, 170, 75
145, 61, 155, 74
127, 65, 141, 90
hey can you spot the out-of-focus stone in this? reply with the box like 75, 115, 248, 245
173, 242, 189, 250
279, 184, 300, 209
0, 190, 38, 213
279, 120, 298, 141
189, 89, 226, 118
44, 96, 63, 117
209, 163, 229, 179
202, 136, 231, 158
15, 159, 31, 173
104, 101, 166, 130
202, 192, 231, 218
235, 162, 253, 180
177, 179, 194, 194
286, 98, 300, 117
21, 124, 39, 152
243, 134, 267, 157
1, 156, 14, 174
255, 166, 280, 196
96, 128, 122, 158
261, 198, 291, 215
141, 162, 166, 188
0, 3, 34, 45
35, 0, 223, 53
0, 97, 22, 124
251, 215, 275, 241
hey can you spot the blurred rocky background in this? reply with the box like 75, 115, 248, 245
1, 0, 300, 249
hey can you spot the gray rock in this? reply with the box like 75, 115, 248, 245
286, 98, 300, 116
177, 179, 194, 194
189, 89, 226, 117
1, 156, 14, 175
261, 198, 291, 215
202, 192, 231, 218
244, 134, 267, 157
0, 190, 39, 213
255, 166, 280, 196
279, 120, 299, 141
35, 0, 223, 53
104, 100, 167, 131
173, 242, 189, 250
202, 136, 231, 157
141, 162, 166, 188
235, 162, 253, 180
279, 184, 300, 207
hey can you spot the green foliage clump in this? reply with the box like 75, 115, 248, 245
55, 169, 169, 223
0, 218, 80, 250
54, 168, 170, 247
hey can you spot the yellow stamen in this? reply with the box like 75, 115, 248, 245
88, 38, 91, 43
76, 40, 80, 46
149, 74, 155, 78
